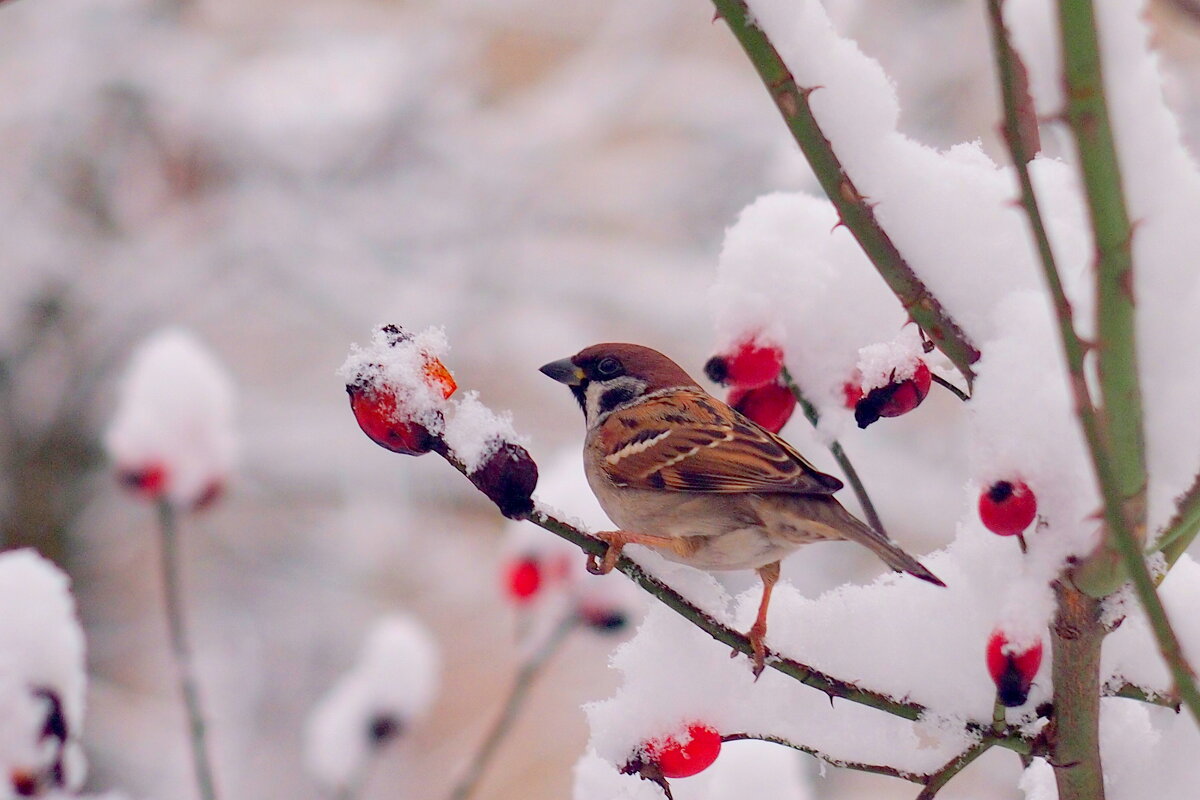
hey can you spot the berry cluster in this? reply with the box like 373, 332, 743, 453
705, 338, 796, 433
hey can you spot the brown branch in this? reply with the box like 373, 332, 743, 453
721, 732, 924, 783
708, 0, 980, 387
914, 740, 991, 800
432, 447, 1033, 755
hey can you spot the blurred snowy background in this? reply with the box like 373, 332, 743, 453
3, 0, 1200, 798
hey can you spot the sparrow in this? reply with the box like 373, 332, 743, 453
540, 343, 944, 676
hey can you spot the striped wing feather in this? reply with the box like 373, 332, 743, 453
599, 390, 843, 495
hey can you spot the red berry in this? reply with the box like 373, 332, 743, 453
467, 441, 539, 519
728, 383, 796, 433
642, 723, 722, 779
704, 339, 784, 389
979, 480, 1037, 536
118, 463, 167, 498
348, 386, 436, 455
10, 770, 37, 797
853, 361, 931, 428
345, 326, 456, 456
504, 557, 542, 602
986, 631, 1043, 707
843, 380, 864, 409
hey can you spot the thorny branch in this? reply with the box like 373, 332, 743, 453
1053, 0, 1200, 727
707, 0, 981, 388
433, 449, 1034, 757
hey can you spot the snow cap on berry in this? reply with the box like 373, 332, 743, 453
986, 630, 1043, 708
0, 551, 88, 793
104, 328, 237, 510
339, 325, 455, 436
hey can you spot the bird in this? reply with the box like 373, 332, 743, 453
539, 343, 944, 676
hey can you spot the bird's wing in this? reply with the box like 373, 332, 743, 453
598, 389, 843, 495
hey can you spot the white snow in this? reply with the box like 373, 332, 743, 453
104, 328, 237, 510
442, 391, 525, 474
573, 738, 814, 800
303, 614, 440, 791
0, 550, 88, 795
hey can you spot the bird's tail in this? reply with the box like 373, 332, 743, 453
832, 503, 945, 587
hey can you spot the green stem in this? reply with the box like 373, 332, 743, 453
446, 614, 579, 800
155, 499, 219, 800
1056, 0, 1148, 598
781, 368, 886, 536
1153, 472, 1200, 569
708, 0, 980, 387
1053, 0, 1200, 727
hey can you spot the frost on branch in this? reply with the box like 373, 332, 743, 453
104, 328, 237, 511
0, 550, 88, 798
304, 614, 439, 793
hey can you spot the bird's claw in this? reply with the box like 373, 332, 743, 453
587, 532, 626, 575
748, 622, 769, 680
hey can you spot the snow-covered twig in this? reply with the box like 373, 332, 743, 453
156, 499, 220, 800
781, 368, 886, 536
1052, 0, 1200, 729
447, 613, 580, 800
707, 0, 981, 388
1103, 682, 1180, 711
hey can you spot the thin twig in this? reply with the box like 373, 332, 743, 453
914, 741, 991, 800
446, 614, 580, 800
708, 0, 980, 388
1103, 682, 1181, 711
781, 368, 886, 536
1052, 0, 1200, 728
929, 373, 970, 403
721, 732, 923, 783
155, 499, 219, 800
1152, 472, 1200, 570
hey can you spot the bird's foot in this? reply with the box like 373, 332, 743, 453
586, 530, 693, 575
587, 531, 630, 575
747, 619, 769, 679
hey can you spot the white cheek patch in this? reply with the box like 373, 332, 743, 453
584, 377, 647, 427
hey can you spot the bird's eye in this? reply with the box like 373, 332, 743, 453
596, 357, 622, 377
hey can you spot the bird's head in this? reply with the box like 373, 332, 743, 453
539, 343, 700, 428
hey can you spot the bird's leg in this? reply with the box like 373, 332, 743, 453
586, 530, 694, 575
746, 561, 781, 678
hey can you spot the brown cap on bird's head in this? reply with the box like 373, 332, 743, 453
539, 343, 701, 393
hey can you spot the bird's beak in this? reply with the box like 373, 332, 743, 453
539, 358, 585, 386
